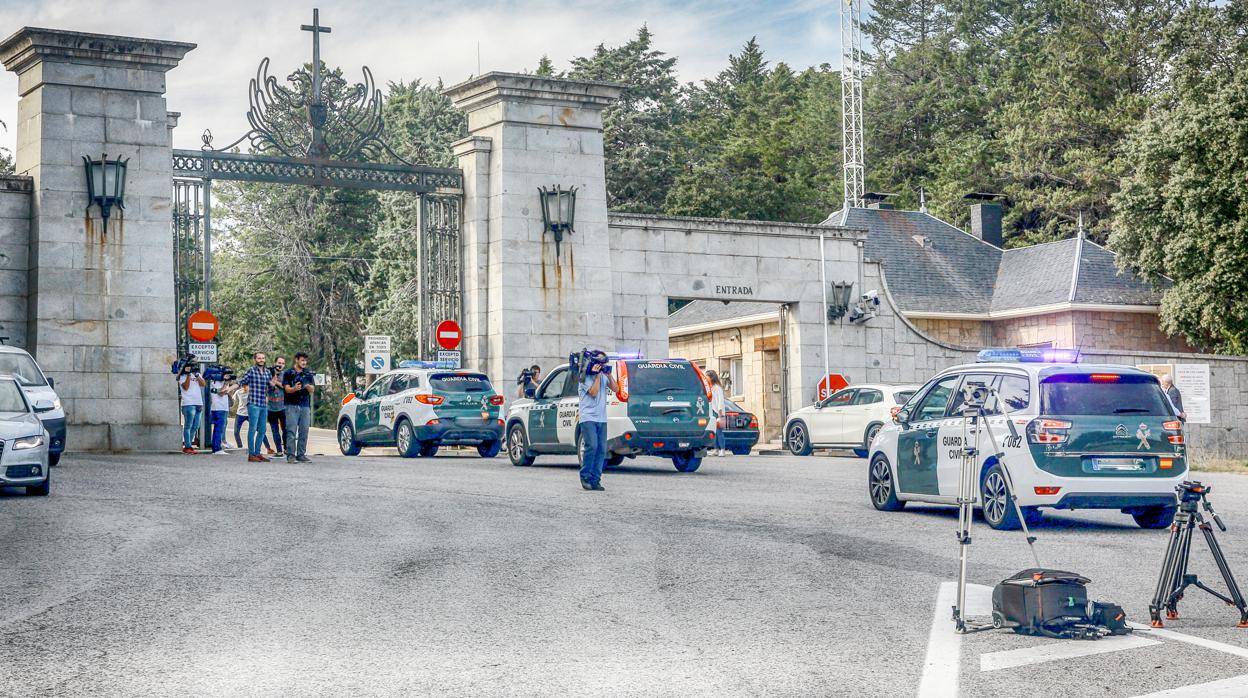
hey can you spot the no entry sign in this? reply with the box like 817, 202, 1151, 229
187, 310, 219, 342
436, 320, 461, 350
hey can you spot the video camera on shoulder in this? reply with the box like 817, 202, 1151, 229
517, 367, 534, 386
173, 355, 200, 376
569, 348, 611, 381
204, 365, 233, 382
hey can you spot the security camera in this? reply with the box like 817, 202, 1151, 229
861, 289, 880, 306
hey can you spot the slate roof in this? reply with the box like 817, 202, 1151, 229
990, 238, 1080, 313
669, 300, 780, 329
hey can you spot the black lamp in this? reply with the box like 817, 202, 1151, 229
82, 153, 129, 231
828, 281, 855, 322
538, 185, 577, 254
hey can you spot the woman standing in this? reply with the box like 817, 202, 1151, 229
708, 369, 728, 457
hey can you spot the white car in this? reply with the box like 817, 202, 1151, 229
867, 349, 1188, 530
0, 374, 52, 496
0, 345, 65, 465
784, 384, 921, 457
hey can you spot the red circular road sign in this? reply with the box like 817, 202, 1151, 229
817, 373, 849, 401
187, 309, 219, 342
435, 319, 462, 350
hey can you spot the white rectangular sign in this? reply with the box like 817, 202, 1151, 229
314, 373, 328, 387
365, 335, 391, 353
188, 342, 218, 363
436, 350, 461, 369
366, 352, 391, 373
1173, 363, 1211, 425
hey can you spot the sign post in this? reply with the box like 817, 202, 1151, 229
185, 309, 220, 451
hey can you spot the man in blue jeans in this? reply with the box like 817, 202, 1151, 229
577, 354, 617, 491
282, 352, 316, 463
238, 352, 276, 462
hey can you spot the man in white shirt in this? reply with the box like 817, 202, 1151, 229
178, 360, 207, 454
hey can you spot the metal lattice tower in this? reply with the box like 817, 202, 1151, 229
840, 0, 865, 209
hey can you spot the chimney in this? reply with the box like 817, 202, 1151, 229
964, 193, 1004, 247
862, 191, 896, 210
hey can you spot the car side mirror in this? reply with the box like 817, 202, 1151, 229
890, 406, 905, 425
524, 386, 536, 399
46, 376, 55, 389
34, 399, 54, 413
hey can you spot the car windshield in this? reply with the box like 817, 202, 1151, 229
0, 353, 46, 387
430, 373, 491, 393
0, 380, 30, 413
893, 390, 915, 405
627, 362, 703, 395
1040, 373, 1172, 416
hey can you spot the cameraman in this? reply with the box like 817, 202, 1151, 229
578, 353, 617, 492
178, 358, 206, 455
516, 364, 542, 398
267, 356, 288, 457
282, 352, 316, 463
208, 370, 238, 455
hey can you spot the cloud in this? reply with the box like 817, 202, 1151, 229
0, 0, 844, 154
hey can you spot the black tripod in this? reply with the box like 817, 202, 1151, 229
1149, 481, 1248, 628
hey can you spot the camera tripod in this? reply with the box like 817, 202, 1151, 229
953, 394, 1042, 633
1149, 481, 1248, 628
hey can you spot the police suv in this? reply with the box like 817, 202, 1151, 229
867, 348, 1188, 530
337, 362, 505, 458
505, 357, 715, 472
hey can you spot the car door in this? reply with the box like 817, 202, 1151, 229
808, 388, 855, 445
936, 373, 1001, 498
847, 388, 884, 445
895, 375, 959, 497
528, 367, 567, 446
555, 370, 582, 447
377, 374, 410, 441
354, 375, 390, 443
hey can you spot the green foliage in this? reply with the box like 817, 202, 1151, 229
1109, 0, 1248, 353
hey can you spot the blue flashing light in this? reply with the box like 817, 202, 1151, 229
398, 360, 439, 369
609, 351, 644, 360
976, 347, 1081, 364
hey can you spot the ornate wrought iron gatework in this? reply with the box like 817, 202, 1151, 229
171, 8, 464, 358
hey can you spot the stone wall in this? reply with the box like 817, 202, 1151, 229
0, 175, 31, 348
668, 318, 782, 440
989, 309, 1194, 353
990, 311, 1078, 348
911, 318, 990, 348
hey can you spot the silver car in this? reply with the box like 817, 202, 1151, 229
0, 375, 51, 496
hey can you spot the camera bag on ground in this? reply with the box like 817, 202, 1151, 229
992, 569, 1130, 639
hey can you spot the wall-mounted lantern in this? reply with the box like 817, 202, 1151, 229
538, 185, 576, 254
82, 153, 129, 232
828, 280, 855, 322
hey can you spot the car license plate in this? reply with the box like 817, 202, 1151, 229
1091, 457, 1146, 471
678, 442, 690, 448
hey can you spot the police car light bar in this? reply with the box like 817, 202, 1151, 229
398, 360, 439, 369
976, 347, 1082, 364
608, 352, 644, 360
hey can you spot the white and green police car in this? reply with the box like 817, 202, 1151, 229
505, 357, 716, 472
337, 362, 505, 458
868, 348, 1188, 530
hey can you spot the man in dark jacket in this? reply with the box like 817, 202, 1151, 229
1161, 374, 1185, 421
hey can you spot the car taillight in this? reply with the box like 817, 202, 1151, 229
1168, 434, 1184, 445
748, 416, 758, 429
1034, 487, 1061, 496
691, 362, 713, 400
488, 395, 505, 405
426, 418, 440, 425
616, 361, 630, 402
1028, 418, 1072, 444
698, 418, 708, 427
1163, 420, 1182, 432
415, 394, 444, 405
1089, 374, 1120, 382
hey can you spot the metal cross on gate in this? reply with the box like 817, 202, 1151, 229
301, 8, 332, 157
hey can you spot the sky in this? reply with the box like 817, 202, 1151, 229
0, 0, 845, 154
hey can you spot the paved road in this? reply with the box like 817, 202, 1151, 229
3, 450, 1248, 696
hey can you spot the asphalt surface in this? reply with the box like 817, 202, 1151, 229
3, 447, 1248, 697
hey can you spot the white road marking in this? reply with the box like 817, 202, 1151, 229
980, 633, 1160, 671
1128, 622, 1248, 659
917, 582, 993, 698
1128, 674, 1248, 697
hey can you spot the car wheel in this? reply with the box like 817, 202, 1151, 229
507, 423, 535, 467
418, 442, 439, 458
981, 465, 1021, 530
786, 422, 812, 456
606, 453, 625, 467
338, 420, 362, 456
48, 452, 61, 467
672, 451, 702, 472
477, 440, 501, 458
1132, 505, 1177, 529
864, 423, 882, 454
27, 469, 49, 497
868, 455, 904, 511
395, 419, 420, 458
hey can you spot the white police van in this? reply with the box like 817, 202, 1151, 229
505, 357, 715, 472
337, 362, 504, 458
868, 348, 1188, 530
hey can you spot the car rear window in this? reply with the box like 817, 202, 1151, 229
893, 390, 915, 405
627, 361, 704, 395
1039, 373, 1172, 416
430, 373, 492, 393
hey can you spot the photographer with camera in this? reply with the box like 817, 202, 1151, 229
516, 364, 542, 398
178, 357, 206, 455
282, 351, 316, 463
576, 350, 617, 492
208, 369, 238, 455
266, 356, 288, 457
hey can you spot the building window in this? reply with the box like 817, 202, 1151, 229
723, 356, 743, 398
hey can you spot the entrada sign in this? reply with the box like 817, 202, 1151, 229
715, 284, 754, 296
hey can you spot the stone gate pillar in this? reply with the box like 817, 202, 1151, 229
0, 28, 194, 451
446, 73, 623, 383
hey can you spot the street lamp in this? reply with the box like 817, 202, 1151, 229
538, 185, 577, 254
82, 153, 128, 232
827, 280, 855, 322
